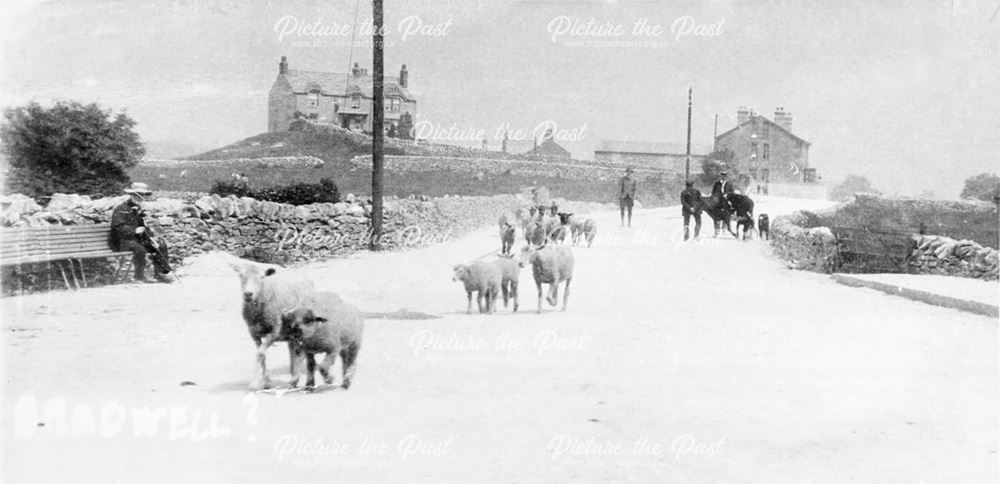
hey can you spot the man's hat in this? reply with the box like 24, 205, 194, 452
625, 167, 634, 173
720, 171, 728, 176
124, 182, 153, 196
685, 181, 694, 187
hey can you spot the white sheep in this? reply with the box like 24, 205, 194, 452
571, 218, 597, 247
498, 212, 516, 254
282, 291, 364, 390
524, 220, 546, 246
493, 253, 524, 312
228, 260, 316, 391
452, 261, 502, 314
520, 244, 574, 313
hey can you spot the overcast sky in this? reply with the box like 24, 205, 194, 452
1, 0, 998, 198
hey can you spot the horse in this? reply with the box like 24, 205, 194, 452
727, 193, 756, 240
700, 193, 737, 238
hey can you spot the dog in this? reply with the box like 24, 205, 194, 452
758, 213, 769, 240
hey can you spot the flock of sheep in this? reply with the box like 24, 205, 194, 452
452, 203, 597, 315
225, 203, 597, 392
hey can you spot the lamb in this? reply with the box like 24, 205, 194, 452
520, 244, 574, 313
498, 212, 516, 255
524, 220, 546, 246
228, 259, 316, 391
573, 218, 597, 247
493, 253, 524, 312
283, 291, 364, 390
452, 261, 502, 314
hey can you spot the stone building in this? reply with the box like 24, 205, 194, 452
593, 140, 710, 174
714, 107, 815, 184
268, 56, 416, 133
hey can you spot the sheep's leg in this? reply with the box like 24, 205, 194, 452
561, 278, 572, 311
512, 280, 519, 312
466, 291, 473, 315
547, 283, 559, 307
287, 341, 305, 388
341, 343, 360, 390
250, 334, 278, 391
305, 353, 317, 388
476, 291, 485, 313
536, 281, 544, 313
319, 351, 336, 385
501, 281, 510, 308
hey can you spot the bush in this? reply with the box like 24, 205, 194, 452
209, 177, 340, 205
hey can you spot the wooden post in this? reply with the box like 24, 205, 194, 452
685, 87, 692, 182
370, 0, 385, 250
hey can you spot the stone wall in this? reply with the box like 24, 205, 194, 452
349, 155, 671, 181
769, 211, 838, 272
820, 194, 999, 249
909, 235, 999, 280
1, 191, 613, 293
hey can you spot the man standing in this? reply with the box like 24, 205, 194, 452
110, 182, 174, 283
711, 170, 736, 197
619, 167, 637, 227
680, 181, 703, 241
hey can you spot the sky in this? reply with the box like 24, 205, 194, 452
1, 0, 998, 198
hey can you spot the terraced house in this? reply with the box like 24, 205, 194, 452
268, 56, 416, 133
714, 107, 816, 184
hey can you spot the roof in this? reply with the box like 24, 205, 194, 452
715, 116, 811, 146
530, 139, 571, 158
594, 140, 712, 156
281, 69, 415, 100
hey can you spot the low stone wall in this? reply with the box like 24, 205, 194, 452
909, 235, 999, 280
349, 155, 670, 181
769, 211, 838, 272
142, 156, 325, 168
1, 191, 612, 293
821, 194, 999, 249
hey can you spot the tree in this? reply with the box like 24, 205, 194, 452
1, 101, 144, 199
397, 112, 414, 140
960, 173, 1000, 203
830, 174, 878, 202
697, 149, 737, 186
386, 123, 398, 139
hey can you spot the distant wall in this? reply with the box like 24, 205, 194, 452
819, 194, 999, 249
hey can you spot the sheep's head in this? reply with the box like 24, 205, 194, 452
519, 245, 540, 266
452, 264, 469, 282
557, 212, 573, 225
228, 261, 277, 303
282, 307, 327, 340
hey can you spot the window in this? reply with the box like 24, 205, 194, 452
386, 97, 401, 112
351, 95, 360, 109
761, 168, 770, 182
308, 92, 319, 107
750, 168, 758, 180
762, 143, 770, 160
762, 123, 770, 138
750, 143, 758, 159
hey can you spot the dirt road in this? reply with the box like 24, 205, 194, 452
2, 197, 996, 483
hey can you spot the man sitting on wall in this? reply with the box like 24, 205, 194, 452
110, 182, 175, 283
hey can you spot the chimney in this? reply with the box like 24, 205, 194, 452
351, 62, 361, 77
279, 56, 288, 75
737, 106, 750, 126
774, 107, 792, 132
399, 64, 408, 88
502, 131, 509, 153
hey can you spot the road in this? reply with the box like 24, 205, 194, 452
2, 196, 996, 483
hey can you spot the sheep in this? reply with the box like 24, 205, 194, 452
493, 253, 524, 312
498, 211, 516, 254
581, 219, 597, 248
541, 212, 561, 243
283, 291, 364, 390
520, 244, 574, 313
524, 220, 546, 246
228, 260, 316, 391
452, 261, 502, 314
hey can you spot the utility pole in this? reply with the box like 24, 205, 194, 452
685, 87, 692, 182
713, 113, 718, 151
370, 0, 384, 250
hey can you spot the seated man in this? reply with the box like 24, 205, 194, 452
109, 182, 174, 283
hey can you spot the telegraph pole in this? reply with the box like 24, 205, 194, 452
685, 87, 692, 182
370, 0, 384, 250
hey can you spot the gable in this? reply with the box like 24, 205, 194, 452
715, 117, 810, 146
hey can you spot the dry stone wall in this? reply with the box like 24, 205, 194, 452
909, 235, 999, 280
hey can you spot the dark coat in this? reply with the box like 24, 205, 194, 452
680, 187, 703, 214
711, 179, 735, 196
109, 199, 149, 251
619, 176, 637, 200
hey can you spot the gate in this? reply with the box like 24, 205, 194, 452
831, 226, 917, 273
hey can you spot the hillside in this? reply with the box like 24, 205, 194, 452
131, 123, 681, 205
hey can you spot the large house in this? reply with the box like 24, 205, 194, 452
267, 56, 416, 133
714, 107, 815, 184
594, 140, 711, 174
